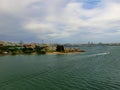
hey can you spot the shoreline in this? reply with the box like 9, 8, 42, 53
0, 51, 85, 56
46, 51, 85, 55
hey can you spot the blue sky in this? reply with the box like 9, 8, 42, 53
0, 0, 120, 43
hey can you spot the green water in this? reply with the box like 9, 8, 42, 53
0, 46, 120, 90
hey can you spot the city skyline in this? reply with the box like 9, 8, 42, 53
0, 0, 120, 43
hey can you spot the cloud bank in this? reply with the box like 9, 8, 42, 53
0, 0, 120, 43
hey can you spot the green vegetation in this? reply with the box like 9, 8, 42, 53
0, 45, 47, 55
56, 45, 65, 52
35, 46, 46, 54
0, 42, 85, 55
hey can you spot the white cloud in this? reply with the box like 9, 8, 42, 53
0, 0, 120, 43
24, 22, 54, 31
0, 0, 39, 15
24, 0, 120, 42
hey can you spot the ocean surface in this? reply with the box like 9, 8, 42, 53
0, 46, 120, 90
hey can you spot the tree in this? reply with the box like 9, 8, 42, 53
56, 45, 64, 52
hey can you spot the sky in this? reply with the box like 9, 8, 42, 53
0, 0, 120, 44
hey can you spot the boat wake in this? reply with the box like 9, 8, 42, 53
87, 52, 110, 57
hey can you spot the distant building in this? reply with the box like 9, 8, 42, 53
23, 44, 36, 49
